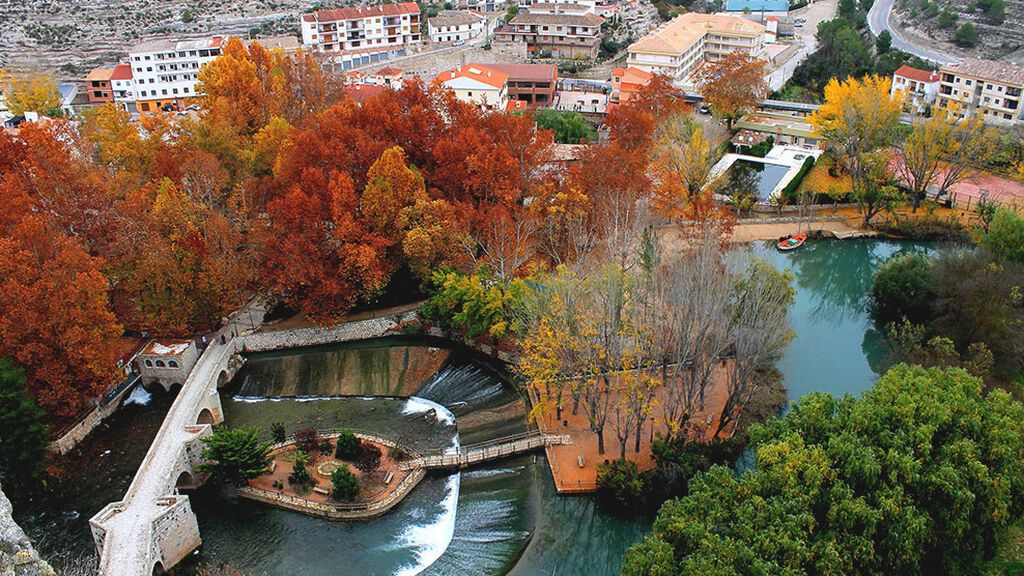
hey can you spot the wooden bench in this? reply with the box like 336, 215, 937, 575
384, 471, 394, 484
577, 455, 585, 468
313, 486, 329, 495
269, 461, 277, 473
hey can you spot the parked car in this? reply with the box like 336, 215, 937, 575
453, 40, 466, 46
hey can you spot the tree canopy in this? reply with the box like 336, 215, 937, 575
0, 359, 48, 492
200, 426, 272, 487
623, 364, 1024, 576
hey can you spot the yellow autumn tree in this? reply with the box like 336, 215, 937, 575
651, 114, 725, 221
1, 70, 62, 117
810, 75, 904, 224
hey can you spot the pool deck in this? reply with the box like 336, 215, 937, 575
712, 145, 824, 203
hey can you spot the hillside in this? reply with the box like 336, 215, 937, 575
891, 0, 1023, 61
0, 0, 334, 77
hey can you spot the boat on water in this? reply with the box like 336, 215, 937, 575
777, 233, 807, 251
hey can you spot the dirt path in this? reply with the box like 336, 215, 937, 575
730, 219, 876, 242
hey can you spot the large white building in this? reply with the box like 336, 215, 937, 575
128, 37, 225, 113
125, 35, 297, 113
626, 13, 765, 85
428, 10, 488, 44
301, 3, 422, 69
937, 57, 1024, 125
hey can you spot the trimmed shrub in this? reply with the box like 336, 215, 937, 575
781, 155, 816, 201
335, 430, 360, 460
270, 422, 286, 443
331, 465, 360, 501
294, 427, 319, 453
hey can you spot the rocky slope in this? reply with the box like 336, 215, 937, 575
0, 0, 348, 77
892, 0, 1023, 62
0, 488, 54, 576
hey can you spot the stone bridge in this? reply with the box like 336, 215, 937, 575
89, 309, 418, 575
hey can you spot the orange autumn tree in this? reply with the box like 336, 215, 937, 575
263, 171, 390, 324
695, 52, 767, 131
111, 178, 251, 335
0, 214, 122, 418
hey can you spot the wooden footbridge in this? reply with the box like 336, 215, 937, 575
400, 431, 571, 471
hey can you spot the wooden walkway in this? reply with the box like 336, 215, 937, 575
400, 432, 571, 471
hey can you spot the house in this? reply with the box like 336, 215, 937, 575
433, 64, 509, 110
489, 63, 558, 106
300, 3, 422, 70
495, 4, 605, 59
452, 0, 508, 12
936, 57, 1024, 125
891, 65, 939, 113
627, 13, 765, 85
137, 340, 199, 391
84, 63, 135, 108
2, 111, 55, 135
428, 10, 487, 44
368, 66, 405, 89
610, 66, 654, 104
347, 83, 388, 104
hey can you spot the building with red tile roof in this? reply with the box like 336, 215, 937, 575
891, 65, 940, 113
433, 64, 509, 110
489, 63, 558, 107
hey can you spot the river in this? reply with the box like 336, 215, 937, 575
14, 238, 931, 575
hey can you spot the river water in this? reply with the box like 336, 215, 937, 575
15, 238, 931, 575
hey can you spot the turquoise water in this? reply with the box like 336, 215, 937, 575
14, 238, 934, 576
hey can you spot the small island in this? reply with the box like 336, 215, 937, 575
237, 428, 426, 521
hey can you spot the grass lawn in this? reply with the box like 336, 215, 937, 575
986, 522, 1024, 576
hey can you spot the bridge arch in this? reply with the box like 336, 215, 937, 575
217, 370, 230, 388
175, 471, 195, 490
196, 408, 215, 426
152, 561, 166, 575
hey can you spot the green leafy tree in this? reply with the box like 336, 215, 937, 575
981, 208, 1024, 264
622, 365, 1024, 576
986, 0, 1005, 22
938, 8, 958, 27
420, 269, 529, 340
954, 23, 978, 47
875, 30, 892, 53
870, 251, 934, 325
0, 359, 48, 491
596, 459, 646, 512
288, 449, 312, 486
335, 430, 360, 459
331, 464, 359, 501
534, 110, 596, 144
200, 427, 272, 487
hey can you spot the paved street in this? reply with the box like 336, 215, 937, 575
868, 0, 958, 64
767, 0, 838, 91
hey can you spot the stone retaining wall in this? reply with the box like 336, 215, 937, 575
239, 312, 418, 353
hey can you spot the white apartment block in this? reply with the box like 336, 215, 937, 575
937, 58, 1024, 125
128, 37, 225, 112
627, 13, 764, 85
300, 3, 422, 71
428, 10, 488, 44
891, 65, 939, 114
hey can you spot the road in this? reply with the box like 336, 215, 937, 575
767, 0, 838, 91
868, 0, 958, 64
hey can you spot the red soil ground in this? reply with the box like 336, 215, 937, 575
249, 439, 410, 505
533, 366, 732, 493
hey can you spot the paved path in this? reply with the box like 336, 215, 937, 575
767, 0, 838, 91
868, 0, 958, 64
96, 341, 234, 574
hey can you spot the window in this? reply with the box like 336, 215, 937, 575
146, 67, 152, 72
141, 90, 148, 96
966, 79, 972, 86
156, 360, 165, 367
169, 360, 179, 368
987, 83, 993, 90
145, 359, 153, 367
184, 87, 190, 94
172, 88, 179, 95
1005, 113, 1012, 119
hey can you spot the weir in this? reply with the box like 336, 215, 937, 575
89, 308, 421, 575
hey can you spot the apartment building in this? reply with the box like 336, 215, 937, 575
610, 65, 654, 105
433, 64, 509, 110
428, 10, 487, 44
495, 4, 605, 58
489, 63, 558, 106
891, 65, 939, 113
626, 13, 765, 85
936, 57, 1024, 125
300, 3, 422, 70
128, 37, 226, 112
126, 36, 299, 113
